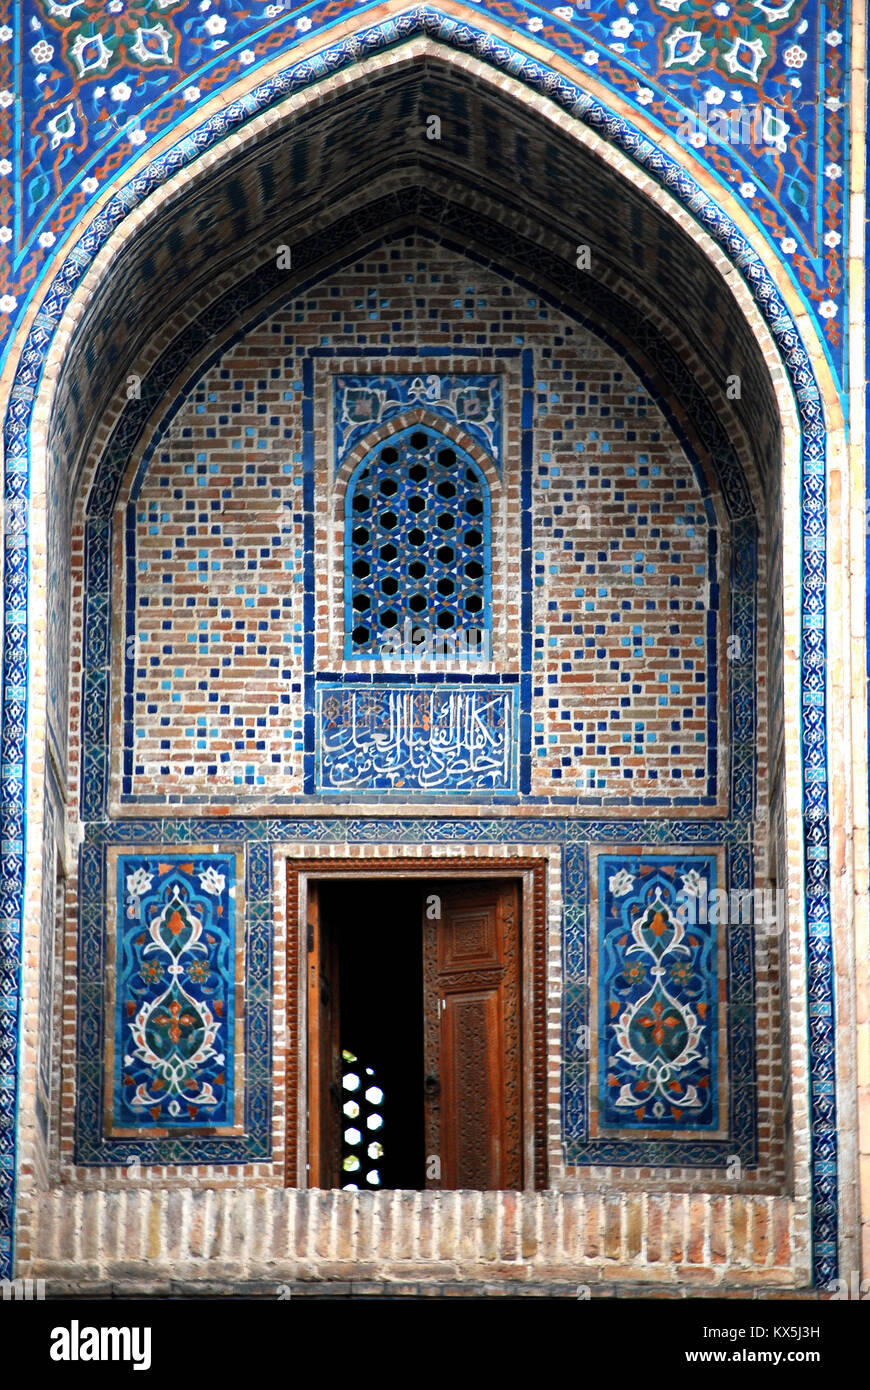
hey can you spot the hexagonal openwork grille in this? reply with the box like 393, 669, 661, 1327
344, 424, 492, 657
340, 1050, 385, 1190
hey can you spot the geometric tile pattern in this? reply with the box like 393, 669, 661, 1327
59, 212, 818, 1278
532, 429, 719, 802
107, 235, 750, 810
0, 11, 836, 1288
123, 383, 305, 799
36, 791, 59, 1138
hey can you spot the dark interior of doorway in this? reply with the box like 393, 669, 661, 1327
318, 879, 425, 1191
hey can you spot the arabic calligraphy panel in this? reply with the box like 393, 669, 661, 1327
316, 684, 518, 793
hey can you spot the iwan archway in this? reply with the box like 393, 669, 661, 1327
2, 11, 849, 1293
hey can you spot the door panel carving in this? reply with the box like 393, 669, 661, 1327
424, 880, 521, 1190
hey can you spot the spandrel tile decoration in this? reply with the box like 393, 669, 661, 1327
0, 0, 865, 1311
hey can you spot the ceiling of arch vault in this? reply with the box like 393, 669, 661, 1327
54, 57, 780, 511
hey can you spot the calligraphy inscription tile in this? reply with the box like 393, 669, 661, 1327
316, 684, 518, 793
107, 854, 241, 1135
591, 852, 728, 1139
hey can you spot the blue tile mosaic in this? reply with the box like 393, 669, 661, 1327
335, 374, 503, 474
77, 816, 756, 1172
564, 840, 757, 1167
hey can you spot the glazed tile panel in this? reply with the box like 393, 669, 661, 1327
109, 854, 239, 1133
75, 818, 758, 1173
595, 853, 723, 1135
334, 374, 503, 474
78, 841, 268, 1164
316, 684, 518, 792
3, 0, 849, 386
565, 840, 756, 1166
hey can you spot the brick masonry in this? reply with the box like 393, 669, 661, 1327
116, 239, 726, 809
43, 234, 787, 1213
30, 1189, 802, 1291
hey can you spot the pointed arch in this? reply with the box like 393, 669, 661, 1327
0, 11, 846, 1288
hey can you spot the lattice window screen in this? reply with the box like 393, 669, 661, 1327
344, 425, 492, 657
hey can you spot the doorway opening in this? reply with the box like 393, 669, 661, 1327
316, 880, 425, 1191
306, 875, 523, 1192
286, 856, 549, 1191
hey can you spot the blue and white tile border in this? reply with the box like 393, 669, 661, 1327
0, 8, 835, 1283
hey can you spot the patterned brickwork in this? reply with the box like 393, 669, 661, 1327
530, 357, 716, 801
34, 59, 785, 787
66, 211, 772, 1178
127, 357, 306, 799
54, 236, 780, 1205
119, 239, 724, 808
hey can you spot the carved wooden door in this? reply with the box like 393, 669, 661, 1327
423, 880, 521, 1190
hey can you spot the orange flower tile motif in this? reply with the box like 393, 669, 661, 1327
38, 0, 186, 80
598, 854, 722, 1132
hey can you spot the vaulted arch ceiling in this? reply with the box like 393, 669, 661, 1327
53, 50, 779, 509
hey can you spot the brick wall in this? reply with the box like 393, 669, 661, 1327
32, 234, 789, 1291
529, 346, 713, 800
126, 381, 305, 798
30, 1189, 804, 1292
119, 236, 719, 808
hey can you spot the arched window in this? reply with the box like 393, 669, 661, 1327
344, 424, 492, 658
